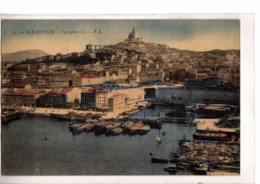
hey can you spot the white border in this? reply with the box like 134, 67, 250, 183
0, 14, 254, 184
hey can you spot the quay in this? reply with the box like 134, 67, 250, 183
1, 110, 21, 123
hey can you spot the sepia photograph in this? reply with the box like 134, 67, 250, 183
0, 18, 244, 178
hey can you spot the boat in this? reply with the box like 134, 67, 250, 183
193, 168, 208, 175
193, 132, 234, 141
129, 121, 144, 135
196, 104, 231, 118
95, 121, 112, 134
151, 157, 170, 163
68, 121, 83, 131
185, 104, 196, 112
164, 164, 178, 173
121, 121, 134, 133
156, 136, 162, 144
106, 122, 121, 134
111, 127, 123, 136
85, 123, 95, 133
73, 122, 93, 134
55, 114, 72, 121
138, 125, 151, 135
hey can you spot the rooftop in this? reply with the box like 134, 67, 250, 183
3, 90, 42, 97
82, 88, 108, 93
49, 88, 73, 95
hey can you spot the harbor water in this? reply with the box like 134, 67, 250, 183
1, 106, 195, 175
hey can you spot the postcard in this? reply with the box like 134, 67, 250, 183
0, 15, 254, 184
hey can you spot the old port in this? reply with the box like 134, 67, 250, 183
2, 98, 240, 175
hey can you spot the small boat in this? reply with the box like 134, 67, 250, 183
138, 125, 151, 135
129, 121, 144, 135
151, 157, 169, 163
69, 121, 83, 131
106, 122, 121, 134
111, 127, 123, 135
45, 137, 50, 140
193, 168, 208, 175
121, 121, 134, 133
85, 123, 95, 133
156, 136, 162, 144
95, 121, 112, 134
164, 164, 178, 173
193, 132, 234, 141
73, 123, 92, 134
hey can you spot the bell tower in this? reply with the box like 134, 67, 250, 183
132, 26, 135, 39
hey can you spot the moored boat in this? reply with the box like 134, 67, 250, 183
95, 121, 112, 134
69, 121, 83, 131
111, 127, 123, 136
196, 104, 231, 118
106, 122, 121, 134
193, 132, 234, 141
85, 123, 95, 133
192, 168, 208, 175
73, 122, 93, 134
129, 121, 144, 135
164, 164, 178, 174
138, 125, 151, 135
121, 121, 134, 133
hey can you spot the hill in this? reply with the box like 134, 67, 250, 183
108, 40, 240, 63
2, 50, 48, 62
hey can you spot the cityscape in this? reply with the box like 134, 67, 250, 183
1, 20, 240, 176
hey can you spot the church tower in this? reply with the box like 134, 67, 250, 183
132, 26, 135, 39
127, 26, 137, 41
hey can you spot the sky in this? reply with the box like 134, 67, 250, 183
1, 19, 240, 55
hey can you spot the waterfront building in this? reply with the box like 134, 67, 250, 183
110, 86, 145, 102
2, 89, 46, 108
145, 87, 240, 105
39, 88, 81, 108
108, 94, 127, 112
81, 88, 109, 111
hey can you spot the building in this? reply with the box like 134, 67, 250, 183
2, 82, 32, 90
39, 88, 81, 108
139, 70, 165, 82
2, 90, 46, 108
184, 77, 221, 89
110, 87, 145, 102
146, 87, 240, 105
127, 26, 136, 41
217, 68, 240, 87
108, 94, 127, 112
81, 88, 109, 111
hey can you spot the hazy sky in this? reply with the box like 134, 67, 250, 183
1, 20, 240, 55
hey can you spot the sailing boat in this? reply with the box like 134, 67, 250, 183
156, 136, 162, 144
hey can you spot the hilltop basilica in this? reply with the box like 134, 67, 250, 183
126, 26, 142, 42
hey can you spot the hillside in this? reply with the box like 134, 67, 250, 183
109, 41, 240, 63
2, 49, 48, 62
